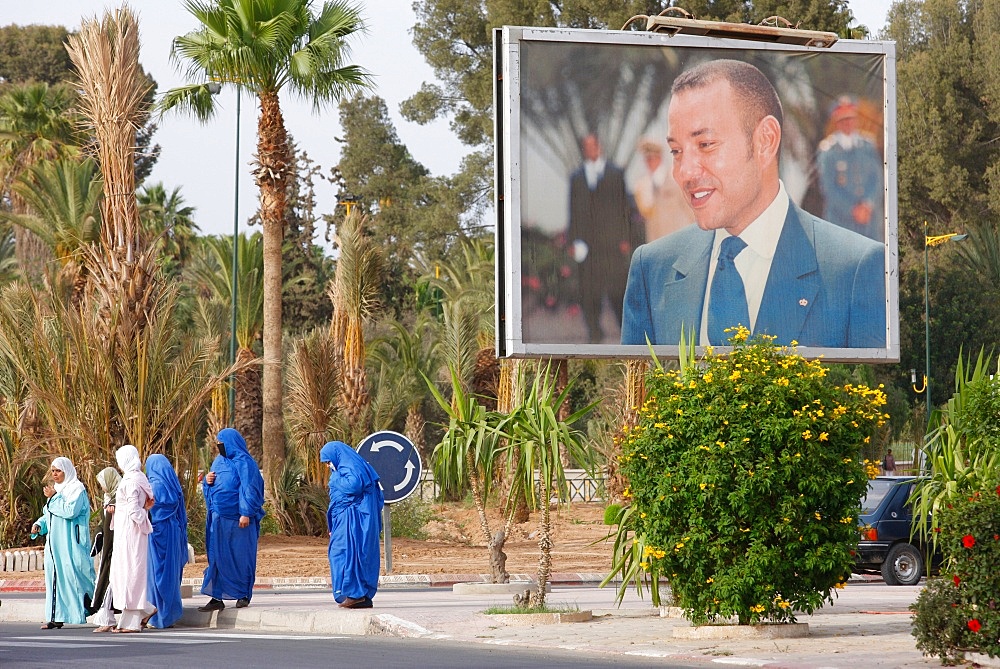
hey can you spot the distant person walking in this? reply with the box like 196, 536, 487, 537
31, 456, 96, 629
145, 454, 189, 629
90, 467, 121, 633
199, 428, 265, 612
882, 449, 896, 476
110, 444, 156, 633
321, 441, 384, 609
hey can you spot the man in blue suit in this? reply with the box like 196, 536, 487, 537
621, 59, 885, 348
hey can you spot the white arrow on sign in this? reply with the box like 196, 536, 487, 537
371, 439, 404, 453
393, 460, 415, 492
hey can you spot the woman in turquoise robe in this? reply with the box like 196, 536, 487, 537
31, 456, 96, 629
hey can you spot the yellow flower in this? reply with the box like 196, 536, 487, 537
706, 577, 714, 584
802, 430, 813, 440
819, 432, 829, 441
834, 581, 846, 589
750, 604, 765, 613
729, 370, 742, 381
814, 512, 822, 520
675, 542, 685, 550
654, 422, 666, 428
699, 483, 707, 490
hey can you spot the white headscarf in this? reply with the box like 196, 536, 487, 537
116, 444, 153, 498
115, 444, 142, 474
50, 456, 86, 504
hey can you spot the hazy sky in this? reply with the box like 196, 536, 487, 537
3, 0, 895, 243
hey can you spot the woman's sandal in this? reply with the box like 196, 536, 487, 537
112, 628, 140, 633
40, 621, 64, 630
93, 625, 114, 633
140, 608, 157, 629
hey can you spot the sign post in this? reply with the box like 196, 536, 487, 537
355, 431, 422, 574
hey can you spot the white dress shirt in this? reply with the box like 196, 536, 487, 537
699, 182, 790, 346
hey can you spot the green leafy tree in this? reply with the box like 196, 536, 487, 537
163, 0, 370, 490
609, 330, 887, 624
0, 25, 74, 86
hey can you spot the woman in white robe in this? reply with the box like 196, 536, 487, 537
109, 445, 156, 632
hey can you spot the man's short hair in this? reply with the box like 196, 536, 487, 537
671, 59, 783, 139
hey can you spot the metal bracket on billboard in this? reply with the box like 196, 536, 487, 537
621, 8, 839, 48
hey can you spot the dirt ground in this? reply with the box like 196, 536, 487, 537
182, 502, 614, 580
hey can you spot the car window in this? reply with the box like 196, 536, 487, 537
861, 478, 896, 515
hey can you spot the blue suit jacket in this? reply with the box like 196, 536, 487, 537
621, 204, 886, 348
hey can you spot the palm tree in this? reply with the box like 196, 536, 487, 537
328, 209, 383, 442
163, 0, 369, 489
191, 232, 265, 459
0, 158, 103, 299
0, 82, 82, 278
137, 182, 199, 274
370, 316, 439, 458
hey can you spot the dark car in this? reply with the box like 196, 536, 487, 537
854, 476, 939, 585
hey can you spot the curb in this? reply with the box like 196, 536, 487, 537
1, 572, 614, 594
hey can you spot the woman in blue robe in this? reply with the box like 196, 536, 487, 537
320, 441, 384, 608
145, 454, 188, 628
199, 428, 265, 611
31, 456, 96, 629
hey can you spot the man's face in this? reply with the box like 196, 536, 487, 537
667, 79, 774, 234
582, 135, 601, 162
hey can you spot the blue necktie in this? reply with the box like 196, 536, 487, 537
708, 236, 750, 345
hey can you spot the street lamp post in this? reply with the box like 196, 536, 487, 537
922, 221, 967, 425
229, 90, 240, 421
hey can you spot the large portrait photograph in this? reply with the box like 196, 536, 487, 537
495, 27, 899, 362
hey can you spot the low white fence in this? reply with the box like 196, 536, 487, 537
414, 469, 606, 504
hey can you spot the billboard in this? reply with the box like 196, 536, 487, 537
495, 26, 899, 362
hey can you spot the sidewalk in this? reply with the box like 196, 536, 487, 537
2, 574, 985, 668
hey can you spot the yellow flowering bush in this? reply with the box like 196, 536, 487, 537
617, 330, 887, 625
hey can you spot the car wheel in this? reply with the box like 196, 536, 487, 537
881, 543, 923, 586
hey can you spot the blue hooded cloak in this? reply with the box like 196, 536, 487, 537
201, 428, 265, 601
145, 454, 188, 628
320, 441, 384, 603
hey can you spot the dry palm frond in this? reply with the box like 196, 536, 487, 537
286, 327, 344, 485
65, 6, 150, 261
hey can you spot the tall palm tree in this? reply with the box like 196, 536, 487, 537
163, 0, 369, 488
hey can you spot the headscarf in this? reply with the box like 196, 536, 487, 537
145, 454, 187, 526
320, 441, 379, 490
116, 444, 154, 499
96, 467, 122, 507
50, 456, 86, 504
216, 428, 265, 521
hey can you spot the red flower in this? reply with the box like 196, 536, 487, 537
996, 484, 1000, 497
968, 619, 982, 633
953, 575, 961, 586
962, 534, 976, 549
933, 527, 942, 533
995, 534, 999, 541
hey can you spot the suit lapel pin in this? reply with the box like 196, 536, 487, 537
799, 298, 809, 307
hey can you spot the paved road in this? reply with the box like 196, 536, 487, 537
0, 622, 701, 668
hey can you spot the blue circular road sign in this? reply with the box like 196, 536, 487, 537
356, 430, 422, 504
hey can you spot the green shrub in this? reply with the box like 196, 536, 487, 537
389, 496, 435, 539
911, 479, 1000, 662
617, 329, 887, 625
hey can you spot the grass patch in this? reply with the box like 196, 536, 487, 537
483, 603, 580, 615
